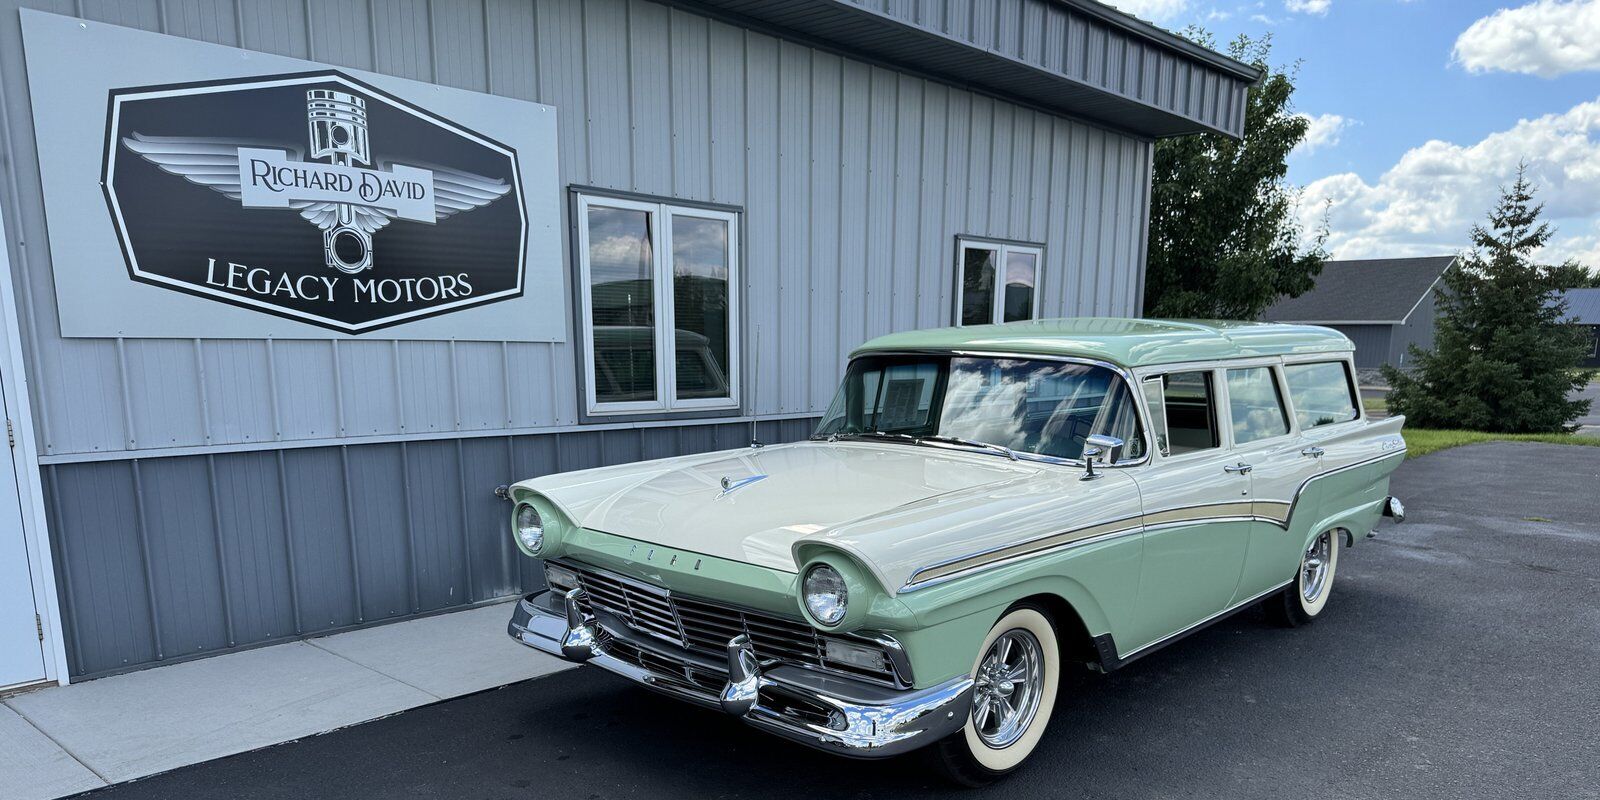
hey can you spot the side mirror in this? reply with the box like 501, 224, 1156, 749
1080, 434, 1125, 481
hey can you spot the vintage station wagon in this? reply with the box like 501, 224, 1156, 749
506, 318, 1407, 784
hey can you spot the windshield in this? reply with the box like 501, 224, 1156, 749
815, 354, 1145, 462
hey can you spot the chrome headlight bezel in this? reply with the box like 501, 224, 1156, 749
514, 502, 544, 554
802, 563, 849, 626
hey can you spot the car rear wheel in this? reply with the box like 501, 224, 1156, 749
928, 604, 1060, 787
1268, 529, 1340, 626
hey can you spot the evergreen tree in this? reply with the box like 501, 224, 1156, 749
1143, 33, 1326, 319
1383, 169, 1594, 432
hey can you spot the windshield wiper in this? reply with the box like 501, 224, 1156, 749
811, 431, 920, 444
918, 434, 1021, 461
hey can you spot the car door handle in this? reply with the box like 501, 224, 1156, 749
1300, 446, 1325, 458
1224, 462, 1253, 474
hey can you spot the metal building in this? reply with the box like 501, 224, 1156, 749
1262, 256, 1457, 371
0, 0, 1257, 686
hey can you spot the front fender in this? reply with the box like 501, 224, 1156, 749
888, 538, 1141, 687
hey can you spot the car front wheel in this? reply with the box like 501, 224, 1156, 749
928, 604, 1061, 787
1268, 529, 1340, 626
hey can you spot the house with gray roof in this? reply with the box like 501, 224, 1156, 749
1555, 288, 1600, 367
1262, 256, 1457, 370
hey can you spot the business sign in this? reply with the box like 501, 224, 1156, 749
106, 73, 525, 332
22, 11, 562, 341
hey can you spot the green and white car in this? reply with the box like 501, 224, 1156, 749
506, 318, 1406, 785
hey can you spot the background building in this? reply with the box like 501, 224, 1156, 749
0, 0, 1256, 686
1556, 288, 1600, 368
1263, 256, 1456, 372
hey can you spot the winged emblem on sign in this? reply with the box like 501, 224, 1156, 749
120, 89, 511, 274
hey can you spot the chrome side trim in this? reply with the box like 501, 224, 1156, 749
897, 449, 1408, 592
1259, 449, 1407, 531
900, 513, 1146, 592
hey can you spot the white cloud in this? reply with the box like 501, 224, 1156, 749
1453, 0, 1600, 78
1285, 0, 1331, 14
1098, 0, 1191, 22
1542, 220, 1600, 267
1292, 113, 1356, 156
1298, 97, 1600, 268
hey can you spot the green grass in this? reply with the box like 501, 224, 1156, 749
1402, 428, 1600, 459
1362, 396, 1388, 414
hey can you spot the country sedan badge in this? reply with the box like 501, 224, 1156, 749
102, 71, 527, 333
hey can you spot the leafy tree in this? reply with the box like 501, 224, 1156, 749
1143, 33, 1326, 319
1548, 262, 1600, 289
1383, 169, 1594, 432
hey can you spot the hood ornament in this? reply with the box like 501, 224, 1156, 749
717, 474, 767, 497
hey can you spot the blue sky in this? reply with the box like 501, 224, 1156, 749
1104, 0, 1600, 268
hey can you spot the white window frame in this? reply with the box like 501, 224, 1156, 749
954, 238, 1043, 326
576, 193, 741, 416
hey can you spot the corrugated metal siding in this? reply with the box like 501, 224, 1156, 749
693, 0, 1253, 137
0, 0, 1150, 460
1330, 325, 1394, 370
1387, 291, 1438, 370
46, 416, 819, 678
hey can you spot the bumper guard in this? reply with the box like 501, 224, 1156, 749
507, 588, 973, 759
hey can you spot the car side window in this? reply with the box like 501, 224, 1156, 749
1282, 361, 1360, 429
1226, 367, 1290, 445
1158, 371, 1219, 454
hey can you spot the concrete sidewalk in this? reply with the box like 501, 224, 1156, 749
1, 600, 571, 800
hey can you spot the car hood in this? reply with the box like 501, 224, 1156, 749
519, 441, 1042, 575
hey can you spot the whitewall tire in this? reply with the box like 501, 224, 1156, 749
1269, 529, 1340, 626
929, 604, 1061, 786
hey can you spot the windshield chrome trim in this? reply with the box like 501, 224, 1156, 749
828, 349, 1154, 469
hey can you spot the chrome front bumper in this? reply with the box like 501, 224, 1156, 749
507, 588, 973, 759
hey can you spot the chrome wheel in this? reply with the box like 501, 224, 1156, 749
971, 629, 1044, 749
1300, 531, 1333, 603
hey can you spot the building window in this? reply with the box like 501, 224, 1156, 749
577, 193, 740, 415
956, 238, 1041, 326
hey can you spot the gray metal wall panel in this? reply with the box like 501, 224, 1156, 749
1330, 325, 1393, 370
47, 416, 826, 677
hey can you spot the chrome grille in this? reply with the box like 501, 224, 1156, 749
556, 559, 898, 686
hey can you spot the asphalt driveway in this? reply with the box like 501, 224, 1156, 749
79, 443, 1600, 800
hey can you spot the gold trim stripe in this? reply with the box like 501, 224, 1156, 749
908, 516, 1143, 586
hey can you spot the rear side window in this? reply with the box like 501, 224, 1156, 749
1283, 362, 1360, 429
1226, 367, 1290, 445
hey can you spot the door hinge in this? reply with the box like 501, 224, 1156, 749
36, 613, 44, 641
6, 419, 13, 448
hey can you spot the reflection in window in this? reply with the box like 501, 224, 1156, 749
1227, 367, 1289, 444
817, 355, 1143, 462
579, 195, 740, 414
1003, 250, 1037, 322
587, 206, 655, 404
672, 215, 731, 400
1283, 362, 1359, 429
955, 239, 1042, 325
960, 248, 996, 326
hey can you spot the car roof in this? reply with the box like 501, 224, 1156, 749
851, 318, 1354, 369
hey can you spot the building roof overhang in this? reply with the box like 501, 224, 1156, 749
673, 0, 1262, 139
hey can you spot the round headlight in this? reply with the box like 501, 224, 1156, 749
515, 503, 544, 553
803, 564, 848, 626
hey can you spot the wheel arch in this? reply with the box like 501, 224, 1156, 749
1008, 592, 1099, 669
